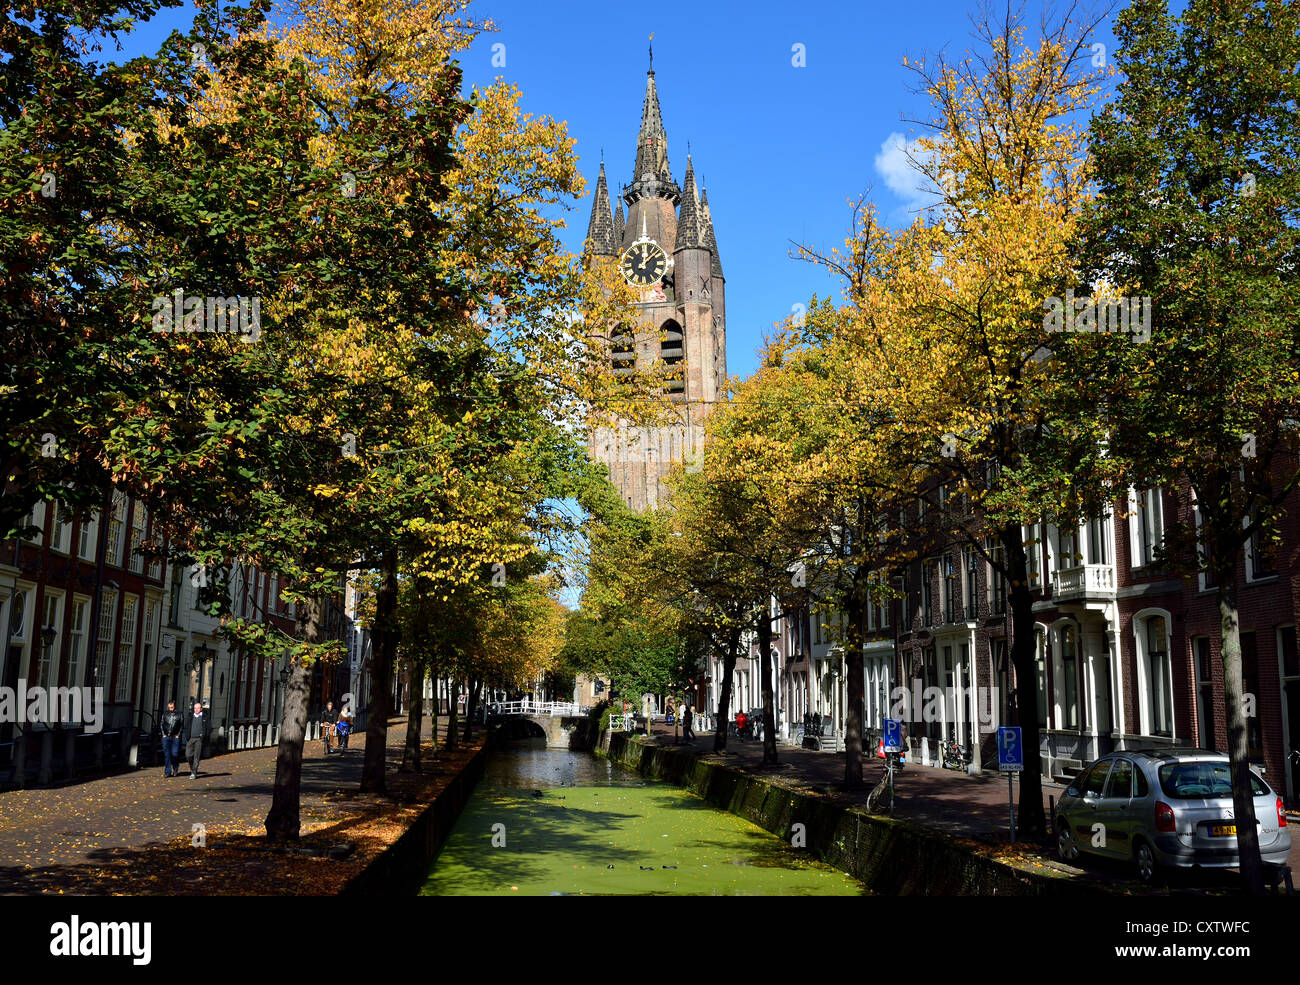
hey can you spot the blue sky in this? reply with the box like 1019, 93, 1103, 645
97, 0, 1118, 383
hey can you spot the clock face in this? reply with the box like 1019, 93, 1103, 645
620, 241, 668, 286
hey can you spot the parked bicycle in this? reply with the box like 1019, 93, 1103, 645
941, 734, 972, 772
867, 751, 902, 813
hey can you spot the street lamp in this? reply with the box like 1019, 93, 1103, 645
41, 625, 57, 649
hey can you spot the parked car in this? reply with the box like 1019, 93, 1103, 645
1054, 748, 1290, 883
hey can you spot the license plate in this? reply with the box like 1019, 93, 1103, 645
1209, 824, 1236, 837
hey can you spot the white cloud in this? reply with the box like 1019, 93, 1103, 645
874, 132, 938, 209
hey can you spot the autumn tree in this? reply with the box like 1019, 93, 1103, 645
1061, 0, 1300, 894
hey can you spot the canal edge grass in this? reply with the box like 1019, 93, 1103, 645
595, 732, 1121, 896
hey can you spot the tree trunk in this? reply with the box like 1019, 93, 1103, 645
1003, 524, 1046, 839
360, 548, 398, 794
1213, 525, 1265, 895
445, 678, 459, 751
758, 606, 778, 765
264, 596, 322, 843
843, 561, 868, 788
464, 677, 481, 741
713, 625, 741, 753
401, 660, 424, 772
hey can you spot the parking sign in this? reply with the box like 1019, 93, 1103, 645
883, 718, 902, 753
997, 726, 1023, 772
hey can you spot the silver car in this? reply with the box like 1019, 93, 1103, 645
1054, 748, 1291, 883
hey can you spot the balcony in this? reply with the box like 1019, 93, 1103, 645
1051, 564, 1116, 603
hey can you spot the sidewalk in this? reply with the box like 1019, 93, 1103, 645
0, 715, 468, 894
647, 722, 1300, 883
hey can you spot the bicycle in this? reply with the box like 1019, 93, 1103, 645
867, 751, 902, 813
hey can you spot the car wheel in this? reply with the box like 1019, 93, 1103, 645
1134, 839, 1159, 884
1056, 818, 1081, 863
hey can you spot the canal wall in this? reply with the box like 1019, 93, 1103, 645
597, 732, 1113, 897
341, 740, 488, 897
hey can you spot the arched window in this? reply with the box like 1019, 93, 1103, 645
660, 319, 684, 394
1135, 611, 1174, 737
611, 323, 635, 378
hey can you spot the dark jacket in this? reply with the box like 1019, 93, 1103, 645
160, 709, 184, 738
320, 707, 338, 726
181, 711, 208, 743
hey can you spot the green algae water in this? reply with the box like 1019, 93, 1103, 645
421, 743, 865, 896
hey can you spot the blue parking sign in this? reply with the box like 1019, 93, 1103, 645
997, 726, 1023, 772
883, 718, 902, 753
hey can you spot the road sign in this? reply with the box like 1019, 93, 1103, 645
997, 726, 1023, 772
883, 718, 902, 753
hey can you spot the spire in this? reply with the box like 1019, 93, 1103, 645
701, 187, 723, 279
586, 162, 616, 255
674, 155, 706, 251
629, 67, 678, 202
613, 189, 625, 243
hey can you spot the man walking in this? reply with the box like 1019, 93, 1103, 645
160, 699, 183, 778
182, 701, 208, 779
682, 701, 695, 742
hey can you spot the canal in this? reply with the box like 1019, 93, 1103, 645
421, 742, 867, 895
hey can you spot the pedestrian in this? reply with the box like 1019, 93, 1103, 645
160, 699, 183, 778
320, 700, 337, 755
735, 709, 748, 741
336, 703, 354, 751
683, 703, 695, 742
182, 701, 208, 779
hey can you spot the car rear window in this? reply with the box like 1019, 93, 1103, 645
1157, 761, 1267, 798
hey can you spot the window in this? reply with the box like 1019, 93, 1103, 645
1083, 760, 1112, 798
141, 599, 159, 700
942, 553, 956, 624
115, 595, 137, 703
36, 593, 61, 689
1023, 523, 1042, 588
93, 589, 117, 691
19, 502, 45, 544
922, 562, 935, 626
988, 542, 1007, 616
1147, 615, 1172, 737
1194, 636, 1215, 751
67, 598, 88, 690
814, 611, 822, 646
1056, 523, 1078, 573
106, 491, 127, 567
127, 503, 146, 573
1130, 487, 1164, 568
77, 512, 99, 561
1193, 495, 1216, 591
964, 549, 978, 621
168, 564, 184, 625
1246, 518, 1277, 581
1034, 629, 1048, 728
1104, 758, 1134, 800
1060, 623, 1079, 729
50, 503, 73, 554
268, 573, 279, 614
1085, 512, 1109, 566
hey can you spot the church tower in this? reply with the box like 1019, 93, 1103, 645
585, 55, 727, 511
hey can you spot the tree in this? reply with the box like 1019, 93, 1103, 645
1066, 0, 1300, 894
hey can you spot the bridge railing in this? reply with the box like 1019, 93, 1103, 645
489, 700, 582, 717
